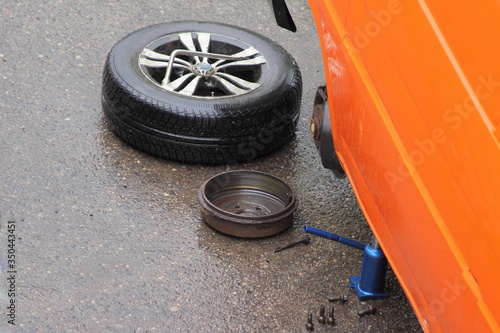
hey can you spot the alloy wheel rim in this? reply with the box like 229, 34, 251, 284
138, 32, 269, 98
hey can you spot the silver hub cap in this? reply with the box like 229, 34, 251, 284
138, 32, 269, 98
192, 62, 215, 77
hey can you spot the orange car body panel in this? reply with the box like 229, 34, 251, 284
307, 0, 500, 331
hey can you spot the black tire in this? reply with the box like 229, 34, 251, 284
101, 21, 302, 164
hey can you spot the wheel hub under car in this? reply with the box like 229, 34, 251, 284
310, 86, 345, 178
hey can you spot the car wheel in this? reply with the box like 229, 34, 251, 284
101, 21, 302, 164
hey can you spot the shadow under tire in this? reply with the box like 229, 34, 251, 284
101, 21, 302, 164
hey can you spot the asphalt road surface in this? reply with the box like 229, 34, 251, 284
0, 0, 422, 332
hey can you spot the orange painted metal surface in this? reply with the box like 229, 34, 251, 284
307, 0, 500, 331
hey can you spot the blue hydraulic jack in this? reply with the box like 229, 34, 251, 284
303, 226, 389, 301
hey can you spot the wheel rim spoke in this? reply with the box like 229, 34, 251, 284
179, 33, 200, 63
213, 46, 260, 67
215, 55, 266, 70
162, 73, 195, 90
212, 75, 249, 95
142, 48, 170, 61
178, 76, 202, 96
141, 48, 191, 67
214, 73, 260, 90
139, 58, 190, 70
197, 33, 211, 63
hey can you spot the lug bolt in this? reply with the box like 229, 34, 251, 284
326, 307, 335, 326
318, 305, 326, 324
306, 312, 314, 331
309, 117, 321, 139
358, 304, 377, 317
328, 295, 348, 303
274, 236, 310, 253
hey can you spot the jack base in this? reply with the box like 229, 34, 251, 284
349, 276, 389, 300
